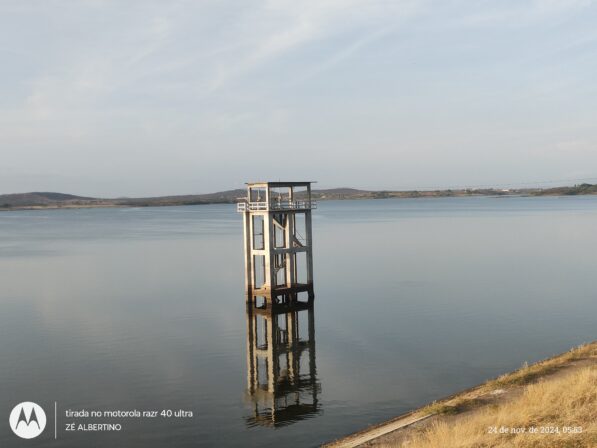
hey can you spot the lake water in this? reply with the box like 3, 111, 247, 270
1, 196, 596, 447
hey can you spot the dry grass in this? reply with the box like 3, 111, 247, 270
486, 343, 596, 389
393, 365, 597, 448
417, 342, 597, 417
326, 344, 596, 448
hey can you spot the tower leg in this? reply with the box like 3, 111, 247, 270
305, 210, 314, 287
243, 212, 253, 299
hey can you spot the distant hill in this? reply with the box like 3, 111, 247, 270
532, 183, 597, 196
0, 190, 246, 209
1, 184, 596, 210
0, 192, 94, 207
115, 189, 247, 207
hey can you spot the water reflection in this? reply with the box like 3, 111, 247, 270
244, 299, 320, 427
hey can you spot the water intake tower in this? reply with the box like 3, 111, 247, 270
237, 181, 316, 306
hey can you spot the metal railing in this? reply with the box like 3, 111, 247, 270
237, 200, 317, 212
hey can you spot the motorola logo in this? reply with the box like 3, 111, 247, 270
9, 402, 47, 439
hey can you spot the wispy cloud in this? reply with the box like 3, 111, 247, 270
206, 0, 427, 91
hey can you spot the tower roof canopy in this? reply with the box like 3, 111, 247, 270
245, 181, 316, 188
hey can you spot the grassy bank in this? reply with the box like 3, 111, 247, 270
418, 342, 597, 417
326, 342, 596, 448
399, 363, 596, 448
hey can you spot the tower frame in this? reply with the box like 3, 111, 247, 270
238, 181, 316, 304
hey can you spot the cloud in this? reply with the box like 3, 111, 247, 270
292, 26, 396, 85
206, 0, 427, 91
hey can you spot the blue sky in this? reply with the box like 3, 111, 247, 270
1, 0, 597, 196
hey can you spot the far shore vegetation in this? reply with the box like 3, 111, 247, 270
2, 183, 597, 211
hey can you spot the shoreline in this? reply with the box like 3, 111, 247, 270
323, 341, 597, 447
2, 183, 596, 212
2, 192, 596, 212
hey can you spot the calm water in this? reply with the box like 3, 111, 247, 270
1, 197, 596, 447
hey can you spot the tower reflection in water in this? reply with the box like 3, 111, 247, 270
245, 296, 320, 427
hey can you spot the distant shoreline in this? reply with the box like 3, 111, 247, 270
1, 184, 596, 212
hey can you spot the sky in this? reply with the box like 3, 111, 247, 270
1, 0, 597, 197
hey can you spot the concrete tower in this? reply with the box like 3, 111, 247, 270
237, 181, 316, 306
